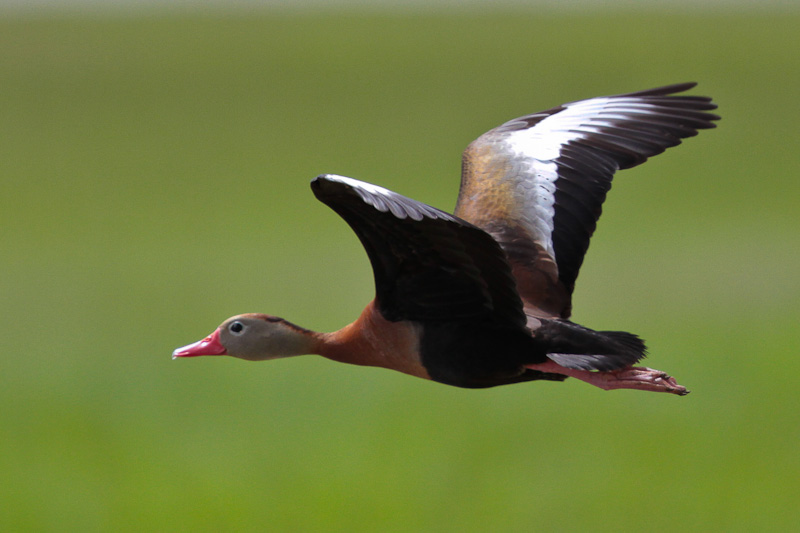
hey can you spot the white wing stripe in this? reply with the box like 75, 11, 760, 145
521, 161, 559, 261
501, 97, 666, 264
323, 174, 396, 197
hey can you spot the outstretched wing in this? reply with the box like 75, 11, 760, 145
311, 174, 526, 328
456, 82, 719, 319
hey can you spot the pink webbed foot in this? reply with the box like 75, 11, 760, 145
588, 366, 689, 396
525, 361, 689, 396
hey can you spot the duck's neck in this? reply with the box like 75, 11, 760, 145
313, 304, 376, 366
314, 302, 430, 379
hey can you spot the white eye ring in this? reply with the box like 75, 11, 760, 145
229, 321, 245, 335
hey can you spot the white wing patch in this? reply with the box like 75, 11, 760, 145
500, 99, 617, 264
499, 96, 662, 264
322, 174, 396, 198
505, 96, 611, 160
505, 97, 663, 161
516, 161, 558, 261
505, 97, 608, 161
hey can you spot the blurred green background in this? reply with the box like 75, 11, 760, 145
2, 4, 798, 531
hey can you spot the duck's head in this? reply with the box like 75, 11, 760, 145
172, 314, 316, 362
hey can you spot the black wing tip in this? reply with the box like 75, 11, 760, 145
310, 174, 379, 205
311, 173, 395, 214
618, 81, 698, 97
310, 174, 342, 197
310, 174, 329, 198
616, 81, 718, 109
618, 81, 720, 116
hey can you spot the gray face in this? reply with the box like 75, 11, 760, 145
218, 315, 312, 361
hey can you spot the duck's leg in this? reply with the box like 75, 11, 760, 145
525, 360, 689, 396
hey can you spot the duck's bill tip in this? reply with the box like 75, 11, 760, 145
172, 329, 227, 359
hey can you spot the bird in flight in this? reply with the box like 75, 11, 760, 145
174, 83, 718, 395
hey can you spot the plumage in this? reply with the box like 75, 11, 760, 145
174, 83, 719, 395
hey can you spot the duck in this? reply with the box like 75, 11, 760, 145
173, 82, 718, 395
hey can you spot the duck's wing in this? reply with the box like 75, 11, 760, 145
456, 82, 719, 319
311, 174, 526, 329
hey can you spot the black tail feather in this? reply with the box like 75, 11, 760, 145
534, 319, 647, 371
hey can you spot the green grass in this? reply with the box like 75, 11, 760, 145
1, 9, 798, 531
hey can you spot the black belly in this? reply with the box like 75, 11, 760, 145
418, 322, 564, 389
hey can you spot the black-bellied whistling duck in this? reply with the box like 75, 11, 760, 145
174, 83, 718, 395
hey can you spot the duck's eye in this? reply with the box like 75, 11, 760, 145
229, 321, 245, 334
